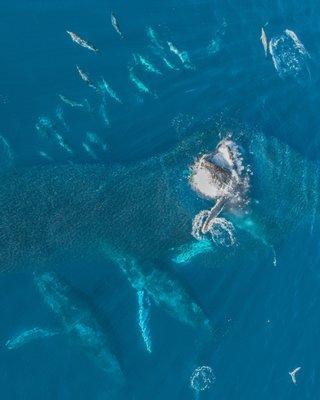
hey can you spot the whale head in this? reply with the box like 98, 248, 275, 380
189, 138, 250, 209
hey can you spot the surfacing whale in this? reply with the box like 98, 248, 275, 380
189, 138, 250, 235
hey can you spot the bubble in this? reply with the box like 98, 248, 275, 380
209, 217, 236, 246
191, 209, 211, 240
171, 113, 195, 135
192, 211, 236, 247
190, 366, 215, 392
269, 29, 310, 80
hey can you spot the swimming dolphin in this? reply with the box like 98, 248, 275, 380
0, 131, 318, 330
260, 27, 268, 57
59, 94, 84, 108
111, 12, 123, 38
67, 31, 99, 52
76, 66, 97, 90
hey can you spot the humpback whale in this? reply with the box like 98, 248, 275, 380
6, 271, 124, 384
189, 138, 250, 235
0, 130, 319, 334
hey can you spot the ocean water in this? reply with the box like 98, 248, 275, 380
1, 0, 320, 399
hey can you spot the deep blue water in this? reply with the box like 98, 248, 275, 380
1, 0, 320, 399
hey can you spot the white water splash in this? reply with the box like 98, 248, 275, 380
190, 365, 215, 392
137, 290, 152, 353
269, 29, 310, 79
191, 210, 236, 247
209, 217, 236, 246
192, 210, 211, 240
192, 210, 236, 247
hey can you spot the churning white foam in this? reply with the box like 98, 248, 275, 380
269, 29, 310, 79
190, 365, 215, 392
192, 210, 236, 247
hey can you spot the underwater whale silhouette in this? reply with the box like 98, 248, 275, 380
6, 270, 124, 384
0, 130, 318, 332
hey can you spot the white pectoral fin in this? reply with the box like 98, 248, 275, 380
5, 327, 61, 350
102, 247, 153, 352
202, 198, 225, 234
171, 239, 214, 265
137, 290, 152, 353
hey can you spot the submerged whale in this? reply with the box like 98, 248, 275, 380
0, 130, 318, 331
6, 271, 123, 383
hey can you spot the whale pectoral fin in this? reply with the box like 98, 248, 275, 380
105, 252, 211, 331
137, 290, 152, 353
101, 248, 154, 352
171, 239, 214, 265
5, 327, 61, 350
202, 197, 225, 234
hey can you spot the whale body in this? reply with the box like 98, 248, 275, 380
0, 132, 214, 332
34, 271, 123, 380
0, 130, 319, 330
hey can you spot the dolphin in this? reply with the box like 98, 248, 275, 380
0, 131, 318, 331
66, 31, 99, 52
111, 12, 123, 38
260, 27, 268, 57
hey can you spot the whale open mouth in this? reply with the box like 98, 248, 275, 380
189, 139, 243, 201
189, 138, 250, 241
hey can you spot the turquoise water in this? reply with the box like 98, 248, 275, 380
1, 1, 320, 399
